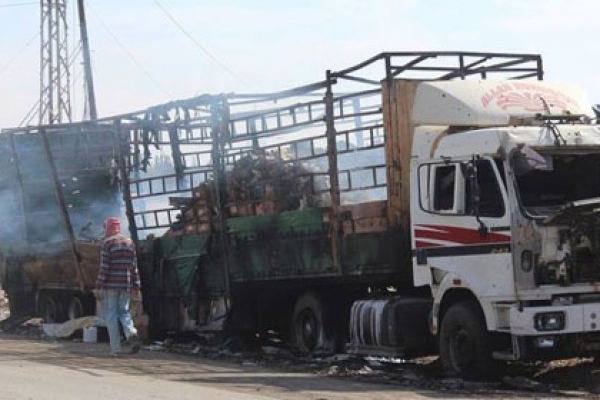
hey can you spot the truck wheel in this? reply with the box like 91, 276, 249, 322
41, 294, 63, 323
439, 301, 492, 379
67, 296, 85, 320
291, 292, 333, 354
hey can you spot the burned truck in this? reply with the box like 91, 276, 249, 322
0, 125, 119, 322
4, 51, 600, 377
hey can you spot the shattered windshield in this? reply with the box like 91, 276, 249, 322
512, 149, 600, 217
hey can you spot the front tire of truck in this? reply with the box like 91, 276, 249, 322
439, 301, 492, 379
291, 292, 334, 354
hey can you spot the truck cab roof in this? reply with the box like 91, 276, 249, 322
412, 80, 594, 127
410, 80, 599, 160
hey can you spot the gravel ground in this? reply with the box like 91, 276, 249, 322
1, 292, 599, 398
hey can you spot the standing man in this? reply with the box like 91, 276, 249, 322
95, 217, 141, 356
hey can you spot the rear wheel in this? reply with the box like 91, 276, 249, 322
439, 301, 492, 379
291, 292, 334, 354
67, 296, 85, 320
40, 294, 64, 323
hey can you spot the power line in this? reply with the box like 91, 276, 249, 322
0, 32, 37, 78
86, 2, 172, 98
151, 0, 253, 90
0, 1, 37, 8
19, 98, 40, 127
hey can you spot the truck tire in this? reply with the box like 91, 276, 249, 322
439, 301, 492, 379
40, 294, 65, 323
291, 292, 334, 354
67, 296, 85, 320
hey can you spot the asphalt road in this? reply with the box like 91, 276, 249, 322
0, 334, 434, 400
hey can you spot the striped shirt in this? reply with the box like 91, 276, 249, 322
96, 234, 141, 291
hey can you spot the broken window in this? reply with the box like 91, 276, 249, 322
513, 152, 600, 217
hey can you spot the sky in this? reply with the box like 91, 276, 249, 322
0, 0, 599, 128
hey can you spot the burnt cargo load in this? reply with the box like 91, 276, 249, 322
10, 52, 600, 379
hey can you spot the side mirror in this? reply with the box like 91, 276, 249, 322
465, 157, 489, 237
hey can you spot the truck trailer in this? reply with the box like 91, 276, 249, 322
2, 51, 600, 378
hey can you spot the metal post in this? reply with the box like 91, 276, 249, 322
352, 97, 364, 148
211, 98, 231, 306
8, 134, 28, 242
77, 0, 98, 120
113, 119, 138, 243
40, 128, 85, 291
39, 0, 71, 124
325, 70, 342, 274
168, 125, 184, 179
384, 54, 392, 87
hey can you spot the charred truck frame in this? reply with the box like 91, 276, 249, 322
3, 51, 600, 377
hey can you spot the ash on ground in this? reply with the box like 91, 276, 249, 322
150, 333, 600, 397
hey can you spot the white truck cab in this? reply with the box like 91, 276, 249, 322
410, 79, 600, 374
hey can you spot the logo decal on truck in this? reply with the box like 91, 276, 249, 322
480, 82, 578, 112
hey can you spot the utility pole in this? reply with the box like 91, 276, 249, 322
39, 0, 72, 125
77, 0, 97, 120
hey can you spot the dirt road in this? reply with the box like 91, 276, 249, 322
0, 334, 445, 400
3, 332, 596, 399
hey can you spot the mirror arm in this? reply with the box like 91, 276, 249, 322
471, 155, 489, 237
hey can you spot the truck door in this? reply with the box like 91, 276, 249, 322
413, 156, 513, 298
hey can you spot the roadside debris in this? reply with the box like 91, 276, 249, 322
129, 334, 600, 396
42, 316, 101, 339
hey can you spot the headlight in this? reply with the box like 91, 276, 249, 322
521, 250, 533, 272
534, 312, 565, 331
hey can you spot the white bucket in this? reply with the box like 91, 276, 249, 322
83, 326, 97, 343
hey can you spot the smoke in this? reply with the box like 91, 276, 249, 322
0, 129, 125, 253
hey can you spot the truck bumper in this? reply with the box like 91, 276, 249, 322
508, 303, 600, 358
510, 303, 600, 335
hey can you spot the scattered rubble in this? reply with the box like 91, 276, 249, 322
135, 335, 600, 397
42, 316, 100, 339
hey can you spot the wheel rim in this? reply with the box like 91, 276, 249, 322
68, 297, 84, 320
449, 326, 476, 372
42, 296, 58, 323
297, 309, 318, 351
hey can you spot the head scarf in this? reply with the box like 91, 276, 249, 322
104, 217, 121, 239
